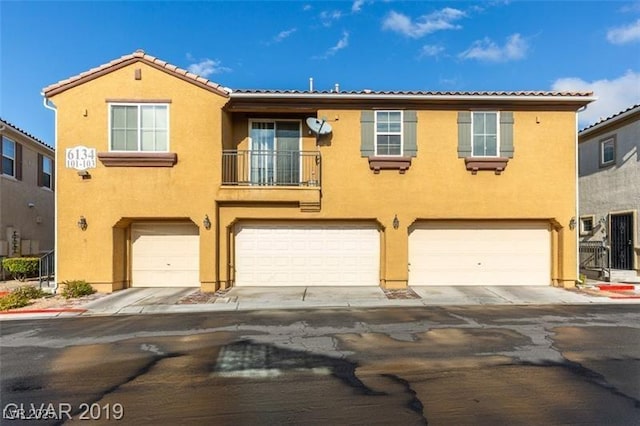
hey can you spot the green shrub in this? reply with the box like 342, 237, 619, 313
0, 293, 30, 311
61, 280, 95, 299
12, 285, 47, 300
1, 257, 39, 282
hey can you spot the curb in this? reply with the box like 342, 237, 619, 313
596, 284, 637, 291
0, 308, 87, 315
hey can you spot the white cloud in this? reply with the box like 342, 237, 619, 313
320, 10, 343, 26
382, 8, 465, 38
352, 0, 365, 13
314, 31, 349, 59
551, 70, 640, 127
419, 44, 445, 58
187, 58, 231, 77
273, 28, 297, 43
303, 4, 312, 11
607, 19, 640, 44
459, 33, 528, 62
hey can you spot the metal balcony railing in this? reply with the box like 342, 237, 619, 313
222, 150, 321, 187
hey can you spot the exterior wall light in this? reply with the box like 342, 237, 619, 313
77, 216, 88, 231
393, 215, 399, 230
203, 215, 211, 230
569, 217, 576, 230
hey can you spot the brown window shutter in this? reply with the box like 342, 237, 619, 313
37, 153, 43, 186
51, 158, 55, 191
15, 143, 22, 180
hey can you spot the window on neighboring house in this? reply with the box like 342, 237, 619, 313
40, 155, 53, 189
1, 136, 21, 179
600, 136, 616, 166
109, 104, 168, 151
375, 111, 403, 156
580, 217, 594, 235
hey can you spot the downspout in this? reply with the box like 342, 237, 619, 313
42, 96, 58, 293
575, 105, 587, 285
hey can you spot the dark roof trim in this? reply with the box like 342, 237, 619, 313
0, 118, 54, 152
579, 104, 640, 137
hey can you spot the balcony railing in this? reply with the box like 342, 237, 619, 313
222, 150, 321, 187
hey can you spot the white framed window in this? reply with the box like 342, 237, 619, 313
600, 136, 615, 166
42, 156, 53, 189
580, 216, 594, 235
109, 104, 169, 152
2, 136, 16, 177
472, 112, 499, 157
375, 110, 403, 156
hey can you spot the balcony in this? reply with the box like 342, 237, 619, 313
222, 150, 321, 187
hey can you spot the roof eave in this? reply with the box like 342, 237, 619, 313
579, 105, 640, 139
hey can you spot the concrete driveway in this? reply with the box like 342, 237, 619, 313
73, 285, 632, 317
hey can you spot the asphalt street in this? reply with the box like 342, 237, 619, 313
1, 305, 639, 425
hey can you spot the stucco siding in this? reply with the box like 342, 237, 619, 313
579, 116, 640, 244
0, 128, 54, 255
48, 56, 585, 291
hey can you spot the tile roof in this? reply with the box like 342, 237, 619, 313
0, 118, 54, 151
42, 50, 230, 97
230, 89, 594, 97
579, 103, 640, 133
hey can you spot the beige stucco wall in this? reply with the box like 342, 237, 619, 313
217, 109, 577, 288
50, 60, 579, 292
0, 128, 55, 258
50, 62, 228, 292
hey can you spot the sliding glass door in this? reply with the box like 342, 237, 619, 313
250, 121, 300, 185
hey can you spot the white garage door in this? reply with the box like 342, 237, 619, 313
131, 223, 200, 287
409, 221, 551, 286
234, 223, 380, 286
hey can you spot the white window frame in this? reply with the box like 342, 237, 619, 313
108, 103, 170, 152
600, 136, 615, 166
248, 119, 303, 185
1, 136, 16, 177
580, 216, 594, 236
374, 110, 403, 157
42, 156, 53, 189
471, 111, 500, 157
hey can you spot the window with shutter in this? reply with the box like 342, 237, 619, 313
459, 111, 513, 174
362, 110, 416, 173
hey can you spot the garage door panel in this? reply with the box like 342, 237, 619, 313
132, 223, 200, 288
409, 222, 550, 286
235, 223, 379, 286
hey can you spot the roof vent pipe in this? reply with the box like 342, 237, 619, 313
334, 83, 340, 93
309, 77, 314, 92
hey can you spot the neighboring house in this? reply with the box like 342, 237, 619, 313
578, 104, 640, 282
0, 118, 55, 265
42, 50, 594, 293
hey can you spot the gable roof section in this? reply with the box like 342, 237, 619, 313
579, 104, 640, 140
0, 118, 54, 153
42, 50, 230, 98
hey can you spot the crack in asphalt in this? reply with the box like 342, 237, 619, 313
519, 359, 640, 410
54, 351, 184, 426
381, 373, 428, 425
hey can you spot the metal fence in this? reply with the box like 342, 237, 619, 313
222, 150, 321, 187
39, 250, 55, 288
579, 241, 610, 280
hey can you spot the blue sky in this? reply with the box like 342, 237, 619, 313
2, 0, 640, 146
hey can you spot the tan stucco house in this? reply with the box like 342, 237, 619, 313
578, 104, 640, 282
42, 50, 595, 293
0, 118, 55, 267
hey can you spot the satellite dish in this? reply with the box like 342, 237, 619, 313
306, 117, 332, 136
